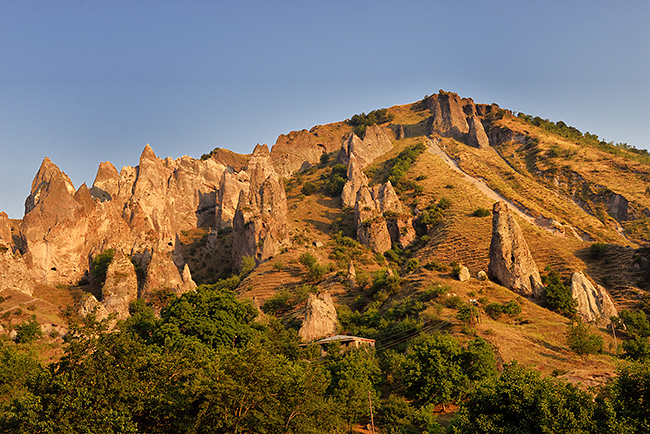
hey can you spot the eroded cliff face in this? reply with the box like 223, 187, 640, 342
232, 145, 289, 266
10, 143, 281, 306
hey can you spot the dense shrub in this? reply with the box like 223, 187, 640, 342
414, 198, 451, 235
91, 248, 115, 287
349, 108, 394, 138
542, 271, 577, 317
589, 242, 608, 259
324, 164, 348, 197
472, 207, 491, 217
14, 315, 44, 344
566, 320, 603, 356
301, 181, 318, 195
385, 143, 426, 192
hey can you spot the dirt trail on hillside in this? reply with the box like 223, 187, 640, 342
426, 137, 535, 224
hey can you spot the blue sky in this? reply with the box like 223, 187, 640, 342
1, 0, 649, 218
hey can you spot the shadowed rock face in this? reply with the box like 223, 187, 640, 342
488, 201, 544, 298
467, 116, 490, 148
102, 250, 138, 320
299, 292, 338, 342
337, 125, 393, 168
571, 272, 617, 326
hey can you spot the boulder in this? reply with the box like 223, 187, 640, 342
458, 266, 471, 282
347, 261, 357, 288
571, 272, 617, 326
299, 292, 338, 342
79, 294, 109, 322
477, 270, 488, 281
488, 201, 544, 298
467, 116, 489, 148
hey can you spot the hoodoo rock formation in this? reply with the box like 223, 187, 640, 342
232, 145, 289, 266
571, 271, 618, 326
299, 292, 338, 342
341, 153, 369, 209
488, 201, 544, 298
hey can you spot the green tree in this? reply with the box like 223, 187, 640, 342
400, 334, 495, 406
566, 320, 603, 356
326, 348, 381, 431
542, 271, 577, 317
14, 315, 44, 344
602, 361, 650, 432
155, 283, 259, 349
451, 363, 597, 434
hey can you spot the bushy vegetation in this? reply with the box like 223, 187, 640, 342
484, 300, 522, 321
349, 108, 394, 138
14, 315, 44, 344
589, 242, 608, 259
517, 112, 650, 164
542, 271, 577, 317
414, 197, 452, 235
324, 164, 348, 197
91, 248, 115, 287
566, 320, 603, 356
385, 142, 426, 193
472, 207, 491, 217
299, 252, 330, 283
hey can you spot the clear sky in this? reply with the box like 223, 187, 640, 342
1, 0, 648, 218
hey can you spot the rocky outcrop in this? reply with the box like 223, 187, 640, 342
0, 247, 35, 295
488, 201, 544, 298
79, 294, 109, 322
232, 145, 289, 266
571, 272, 617, 326
467, 116, 489, 148
270, 129, 341, 178
0, 212, 12, 246
347, 261, 356, 288
216, 169, 249, 229
143, 245, 195, 297
89, 161, 121, 202
102, 250, 138, 319
299, 292, 338, 342
341, 154, 369, 208
337, 125, 393, 168
608, 194, 629, 221
458, 266, 471, 282
425, 91, 470, 137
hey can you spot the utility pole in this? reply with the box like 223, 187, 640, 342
368, 390, 376, 434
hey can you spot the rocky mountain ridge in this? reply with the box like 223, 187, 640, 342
1, 90, 649, 382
